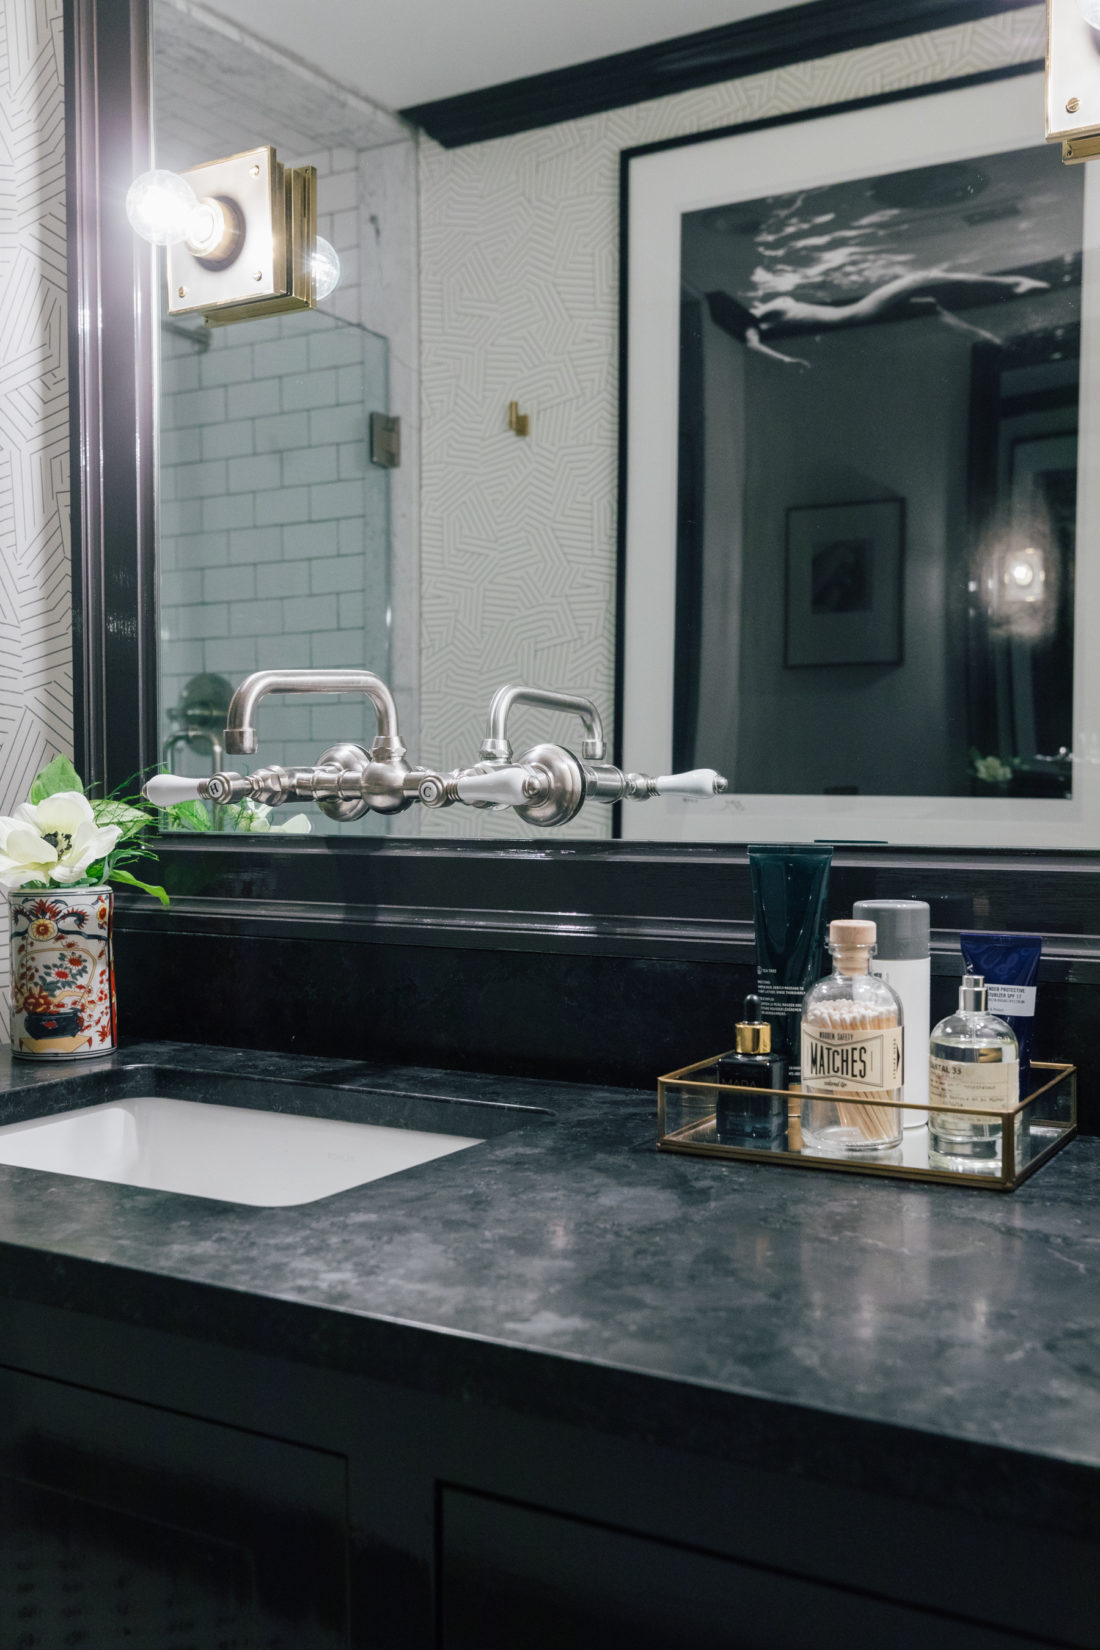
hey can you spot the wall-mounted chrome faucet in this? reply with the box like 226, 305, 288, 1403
144, 669, 727, 826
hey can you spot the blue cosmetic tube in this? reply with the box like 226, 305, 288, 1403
959, 932, 1042, 1092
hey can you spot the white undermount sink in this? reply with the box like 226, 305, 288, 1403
0, 1094, 482, 1207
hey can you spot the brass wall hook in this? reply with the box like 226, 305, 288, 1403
508, 401, 530, 437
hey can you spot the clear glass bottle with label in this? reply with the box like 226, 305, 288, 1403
928, 974, 1019, 1163
800, 919, 904, 1154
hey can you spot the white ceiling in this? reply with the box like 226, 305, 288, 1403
199, 0, 806, 112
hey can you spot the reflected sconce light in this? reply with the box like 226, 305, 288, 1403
1000, 546, 1046, 606
1047, 0, 1100, 162
126, 147, 340, 325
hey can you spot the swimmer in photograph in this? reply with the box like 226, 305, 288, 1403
706, 269, 1047, 364
752, 267, 1048, 328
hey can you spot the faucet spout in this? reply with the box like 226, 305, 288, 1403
481, 684, 606, 763
224, 669, 403, 757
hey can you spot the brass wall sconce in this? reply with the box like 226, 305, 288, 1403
126, 147, 340, 325
508, 401, 530, 437
1047, 0, 1100, 162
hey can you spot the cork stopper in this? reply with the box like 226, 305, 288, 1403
828, 917, 876, 974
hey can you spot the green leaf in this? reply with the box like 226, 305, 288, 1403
29, 755, 83, 804
165, 798, 212, 833
109, 867, 170, 907
92, 798, 151, 840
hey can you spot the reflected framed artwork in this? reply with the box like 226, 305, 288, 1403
784, 499, 904, 668
620, 67, 1100, 848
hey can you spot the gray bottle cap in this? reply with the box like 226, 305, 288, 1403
852, 898, 930, 960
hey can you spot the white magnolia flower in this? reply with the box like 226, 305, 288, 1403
0, 791, 122, 890
234, 800, 312, 835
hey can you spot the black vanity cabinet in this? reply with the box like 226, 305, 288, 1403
0, 1363, 349, 1649
438, 1487, 1057, 1650
0, 1296, 1092, 1650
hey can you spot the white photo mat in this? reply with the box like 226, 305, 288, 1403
621, 72, 1100, 848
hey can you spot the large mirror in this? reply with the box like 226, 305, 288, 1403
149, 1, 1091, 847
622, 69, 1098, 848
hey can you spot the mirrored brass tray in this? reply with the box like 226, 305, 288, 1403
657, 1058, 1076, 1191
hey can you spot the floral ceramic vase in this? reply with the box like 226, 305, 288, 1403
9, 888, 117, 1059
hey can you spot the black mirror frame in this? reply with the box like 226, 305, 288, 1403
63, 0, 1100, 979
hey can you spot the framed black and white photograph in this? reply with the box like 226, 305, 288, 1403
784, 499, 904, 668
620, 67, 1099, 848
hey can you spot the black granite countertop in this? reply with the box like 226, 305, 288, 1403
1, 1040, 1098, 1542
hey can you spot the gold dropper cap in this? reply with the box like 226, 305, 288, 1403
735, 993, 771, 1054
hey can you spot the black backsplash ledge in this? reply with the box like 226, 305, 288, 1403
114, 927, 1100, 1134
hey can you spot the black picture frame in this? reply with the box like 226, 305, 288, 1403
64, 0, 1100, 1001
784, 500, 905, 669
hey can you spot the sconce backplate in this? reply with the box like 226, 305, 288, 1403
166, 146, 316, 324
1047, 0, 1100, 152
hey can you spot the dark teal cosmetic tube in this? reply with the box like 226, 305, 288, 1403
748, 844, 833, 1081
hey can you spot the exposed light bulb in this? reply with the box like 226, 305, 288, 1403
1009, 560, 1036, 588
126, 169, 200, 247
1076, 0, 1100, 28
312, 236, 341, 301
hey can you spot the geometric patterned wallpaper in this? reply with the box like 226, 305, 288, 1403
0, 0, 72, 1034
417, 2, 1046, 839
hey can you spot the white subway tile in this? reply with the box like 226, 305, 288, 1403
231, 599, 284, 637
203, 493, 256, 532
161, 569, 203, 607
310, 480, 365, 520
309, 405, 364, 446
201, 419, 254, 461
337, 366, 363, 404
269, 634, 312, 668
176, 459, 228, 498
285, 594, 338, 631
229, 453, 282, 493
264, 563, 310, 598
229, 379, 283, 421
282, 446, 338, 487
254, 411, 310, 452
254, 337, 309, 379
339, 441, 367, 479
308, 328, 364, 371
160, 427, 201, 466
169, 387, 227, 428
204, 565, 256, 604
200, 346, 256, 388
228, 527, 284, 563
173, 604, 229, 640
339, 594, 366, 630
311, 555, 364, 595
159, 500, 203, 538
284, 520, 339, 560
174, 532, 229, 568
281, 369, 337, 411
255, 488, 312, 526
205, 637, 258, 675
338, 592, 365, 631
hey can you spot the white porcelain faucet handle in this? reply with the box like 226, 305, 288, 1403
455, 767, 538, 808
142, 774, 205, 806
653, 769, 727, 796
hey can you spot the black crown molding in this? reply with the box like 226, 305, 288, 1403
400, 0, 1039, 148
